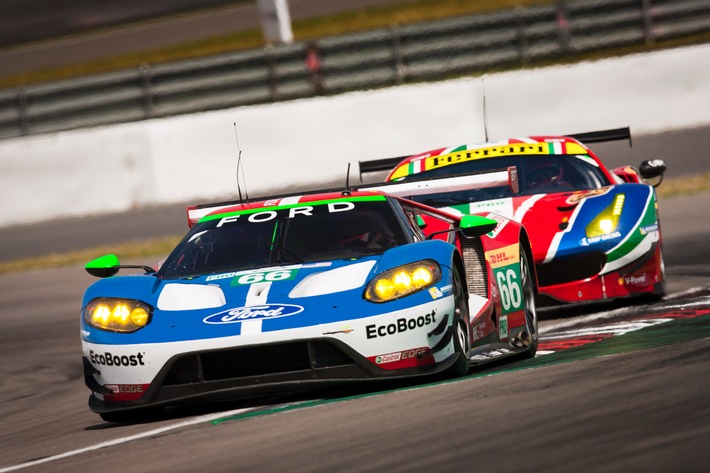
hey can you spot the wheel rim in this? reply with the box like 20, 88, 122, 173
455, 308, 468, 353
454, 272, 470, 353
520, 251, 537, 341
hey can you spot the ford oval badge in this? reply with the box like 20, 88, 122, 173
203, 304, 304, 324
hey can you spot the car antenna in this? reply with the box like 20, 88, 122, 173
342, 163, 352, 196
481, 77, 490, 142
233, 122, 249, 202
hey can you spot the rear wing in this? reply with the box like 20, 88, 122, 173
186, 167, 519, 227
357, 126, 632, 178
187, 203, 242, 227
361, 166, 519, 198
358, 155, 411, 175
567, 126, 632, 146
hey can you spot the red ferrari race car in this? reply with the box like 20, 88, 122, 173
358, 127, 667, 306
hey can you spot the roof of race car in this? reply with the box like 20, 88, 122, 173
187, 190, 390, 227
387, 136, 591, 181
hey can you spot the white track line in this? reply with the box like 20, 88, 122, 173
0, 407, 257, 473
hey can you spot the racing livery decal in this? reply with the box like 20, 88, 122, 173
485, 244, 523, 315
203, 304, 305, 324
365, 311, 437, 339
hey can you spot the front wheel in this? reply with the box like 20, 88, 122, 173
446, 270, 471, 377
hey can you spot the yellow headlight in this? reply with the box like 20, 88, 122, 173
366, 261, 441, 302
412, 267, 433, 285
85, 299, 152, 332
130, 307, 149, 327
393, 271, 412, 290
586, 194, 625, 238
598, 218, 614, 234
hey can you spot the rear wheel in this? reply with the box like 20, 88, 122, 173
518, 248, 538, 359
447, 270, 471, 376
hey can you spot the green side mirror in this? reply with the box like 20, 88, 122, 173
85, 254, 120, 278
459, 215, 499, 237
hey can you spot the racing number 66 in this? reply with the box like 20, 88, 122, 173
496, 268, 522, 313
237, 270, 292, 285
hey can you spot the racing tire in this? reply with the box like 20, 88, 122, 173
518, 248, 538, 359
650, 246, 667, 300
446, 270, 471, 377
637, 246, 666, 304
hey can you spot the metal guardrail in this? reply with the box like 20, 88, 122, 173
0, 0, 708, 140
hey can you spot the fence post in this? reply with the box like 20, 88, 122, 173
641, 0, 655, 46
390, 25, 406, 85
17, 87, 29, 136
556, 1, 571, 54
265, 45, 280, 101
516, 7, 529, 66
140, 63, 154, 119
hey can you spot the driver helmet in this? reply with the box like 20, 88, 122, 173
526, 157, 564, 189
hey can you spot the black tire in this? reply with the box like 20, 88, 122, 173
651, 246, 667, 299
635, 246, 666, 304
446, 270, 471, 377
518, 248, 538, 359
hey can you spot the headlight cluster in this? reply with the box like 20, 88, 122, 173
586, 193, 625, 238
84, 298, 152, 332
365, 260, 441, 302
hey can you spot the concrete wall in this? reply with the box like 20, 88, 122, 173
1, 43, 709, 227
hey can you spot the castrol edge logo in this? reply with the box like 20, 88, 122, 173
203, 304, 304, 324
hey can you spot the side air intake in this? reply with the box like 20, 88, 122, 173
461, 237, 488, 297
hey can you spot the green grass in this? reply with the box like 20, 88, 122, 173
0, 236, 181, 274
7, 0, 710, 90
655, 171, 710, 199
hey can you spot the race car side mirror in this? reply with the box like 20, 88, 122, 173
86, 254, 120, 278
459, 215, 499, 237
639, 159, 666, 187
425, 215, 498, 240
85, 254, 156, 278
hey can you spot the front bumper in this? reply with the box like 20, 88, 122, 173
537, 243, 664, 304
84, 305, 458, 414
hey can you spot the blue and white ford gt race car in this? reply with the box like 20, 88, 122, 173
81, 177, 537, 422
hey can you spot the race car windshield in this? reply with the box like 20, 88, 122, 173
158, 199, 410, 279
400, 154, 612, 205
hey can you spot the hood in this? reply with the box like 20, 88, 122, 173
440, 185, 655, 265
81, 240, 456, 345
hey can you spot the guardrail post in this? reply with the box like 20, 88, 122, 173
140, 64, 154, 119
390, 25, 406, 85
266, 45, 280, 101
17, 86, 29, 136
516, 7, 529, 66
556, 1, 571, 54
305, 41, 325, 95
641, 0, 655, 46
